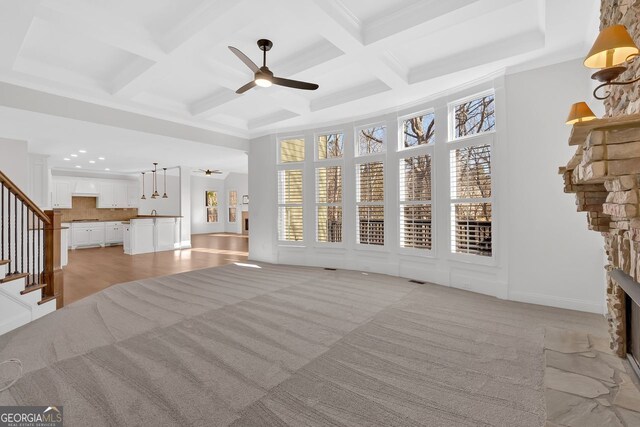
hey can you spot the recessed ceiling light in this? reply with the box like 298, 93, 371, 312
98, 157, 105, 160
105, 168, 110, 171
89, 160, 95, 164
63, 158, 70, 161
75, 165, 82, 168
78, 150, 87, 153
70, 154, 78, 157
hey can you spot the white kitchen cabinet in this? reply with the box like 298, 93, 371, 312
71, 222, 105, 249
126, 183, 139, 208
105, 221, 124, 244
52, 180, 72, 208
98, 182, 129, 208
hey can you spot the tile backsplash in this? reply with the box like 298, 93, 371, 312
60, 197, 138, 222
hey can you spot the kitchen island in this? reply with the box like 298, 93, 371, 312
123, 216, 181, 255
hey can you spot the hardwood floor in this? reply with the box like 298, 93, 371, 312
62, 233, 248, 305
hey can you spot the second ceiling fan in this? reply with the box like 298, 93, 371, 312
228, 39, 319, 94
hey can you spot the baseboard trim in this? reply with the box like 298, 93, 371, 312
508, 290, 604, 314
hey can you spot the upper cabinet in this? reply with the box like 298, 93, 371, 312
127, 183, 139, 208
51, 179, 72, 208
98, 181, 130, 208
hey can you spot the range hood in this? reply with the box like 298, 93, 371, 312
73, 180, 99, 196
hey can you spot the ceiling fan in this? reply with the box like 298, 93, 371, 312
198, 169, 222, 176
228, 39, 319, 94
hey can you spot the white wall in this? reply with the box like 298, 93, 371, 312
224, 172, 248, 234
190, 173, 248, 235
505, 58, 605, 313
248, 59, 606, 314
0, 138, 28, 189
191, 175, 226, 234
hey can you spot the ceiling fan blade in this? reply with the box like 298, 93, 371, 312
272, 76, 319, 90
228, 46, 259, 72
236, 81, 257, 94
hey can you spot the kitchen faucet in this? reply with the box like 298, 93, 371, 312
150, 209, 157, 216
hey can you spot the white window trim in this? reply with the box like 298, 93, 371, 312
448, 135, 495, 264
228, 190, 237, 223
205, 190, 219, 223
447, 89, 496, 142
397, 108, 436, 152
397, 144, 435, 256
355, 122, 387, 158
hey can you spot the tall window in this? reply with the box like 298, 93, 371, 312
402, 112, 435, 148
205, 191, 218, 223
278, 169, 303, 241
316, 166, 342, 242
356, 162, 384, 245
278, 137, 305, 242
450, 93, 494, 256
228, 190, 237, 222
399, 154, 432, 250
315, 132, 343, 243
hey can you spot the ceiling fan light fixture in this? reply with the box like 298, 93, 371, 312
255, 77, 272, 87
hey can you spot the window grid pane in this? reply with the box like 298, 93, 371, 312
451, 203, 492, 256
278, 170, 303, 204
316, 167, 342, 204
357, 126, 386, 156
279, 206, 303, 241
205, 191, 218, 223
358, 206, 384, 245
317, 133, 344, 160
400, 204, 432, 250
450, 145, 491, 200
402, 113, 435, 148
357, 162, 384, 203
317, 206, 342, 243
399, 155, 432, 202
229, 191, 237, 222
280, 138, 305, 163
454, 95, 495, 139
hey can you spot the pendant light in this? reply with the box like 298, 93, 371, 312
141, 172, 146, 200
162, 167, 168, 198
151, 163, 159, 199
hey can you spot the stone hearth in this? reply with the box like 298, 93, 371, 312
560, 114, 640, 358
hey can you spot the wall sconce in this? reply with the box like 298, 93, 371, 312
584, 25, 640, 100
566, 102, 597, 125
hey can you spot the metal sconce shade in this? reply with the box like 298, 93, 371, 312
566, 102, 596, 125
584, 25, 639, 69
152, 162, 160, 198
162, 167, 168, 198
141, 172, 146, 200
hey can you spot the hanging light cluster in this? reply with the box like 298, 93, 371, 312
140, 163, 169, 199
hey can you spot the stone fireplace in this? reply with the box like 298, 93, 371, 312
561, 115, 640, 367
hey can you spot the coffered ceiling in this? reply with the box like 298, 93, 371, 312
0, 0, 598, 141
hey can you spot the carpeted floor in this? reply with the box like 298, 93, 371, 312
0, 263, 607, 426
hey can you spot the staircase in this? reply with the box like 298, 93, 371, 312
0, 170, 62, 335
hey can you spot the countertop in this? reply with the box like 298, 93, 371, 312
65, 219, 132, 223
133, 215, 183, 219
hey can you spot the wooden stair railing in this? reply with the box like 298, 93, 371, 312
0, 170, 63, 309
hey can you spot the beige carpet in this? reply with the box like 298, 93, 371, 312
0, 263, 606, 426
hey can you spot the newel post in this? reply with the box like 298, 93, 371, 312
44, 209, 64, 309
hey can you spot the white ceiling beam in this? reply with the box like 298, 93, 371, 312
0, 0, 39, 71
35, 1, 165, 61
110, 0, 251, 98
249, 110, 299, 130
408, 29, 545, 84
191, 88, 238, 116
311, 80, 391, 112
275, 40, 345, 78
